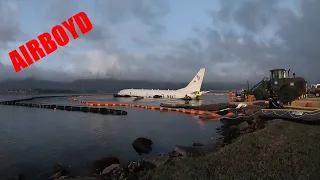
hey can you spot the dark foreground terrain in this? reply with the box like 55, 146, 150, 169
152, 119, 320, 180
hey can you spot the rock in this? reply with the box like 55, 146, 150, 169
101, 164, 120, 175
220, 125, 241, 144
201, 140, 225, 153
63, 177, 100, 180
92, 173, 104, 179
140, 159, 156, 170
93, 157, 120, 173
140, 173, 152, 180
147, 156, 171, 167
237, 121, 249, 131
127, 159, 152, 173
53, 164, 67, 176
57, 176, 69, 180
120, 165, 129, 177
127, 172, 138, 180
252, 118, 257, 124
168, 150, 181, 158
13, 173, 24, 180
50, 172, 62, 179
174, 146, 202, 157
215, 139, 225, 147
229, 125, 238, 131
192, 143, 204, 146
170, 156, 186, 164
132, 137, 153, 155
128, 162, 138, 173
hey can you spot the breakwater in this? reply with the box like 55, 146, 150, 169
0, 95, 128, 116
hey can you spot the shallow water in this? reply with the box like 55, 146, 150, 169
0, 94, 228, 179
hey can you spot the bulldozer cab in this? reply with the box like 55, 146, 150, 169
270, 69, 286, 80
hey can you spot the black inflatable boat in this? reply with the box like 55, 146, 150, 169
259, 109, 320, 124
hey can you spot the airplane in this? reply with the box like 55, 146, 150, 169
114, 68, 210, 100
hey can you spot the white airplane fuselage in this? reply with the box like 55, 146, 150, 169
116, 68, 208, 100
118, 89, 198, 99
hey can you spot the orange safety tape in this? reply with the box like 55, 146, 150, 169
211, 113, 220, 118
226, 112, 235, 117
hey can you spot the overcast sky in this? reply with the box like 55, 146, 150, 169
0, 0, 319, 83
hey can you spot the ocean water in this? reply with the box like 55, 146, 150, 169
0, 94, 228, 179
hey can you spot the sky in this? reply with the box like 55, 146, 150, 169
0, 0, 319, 84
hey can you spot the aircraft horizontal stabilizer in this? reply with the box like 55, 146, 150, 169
201, 91, 210, 94
190, 91, 210, 95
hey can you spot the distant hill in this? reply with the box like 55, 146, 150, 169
0, 78, 248, 93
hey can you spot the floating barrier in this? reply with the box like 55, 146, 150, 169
68, 97, 236, 119
259, 108, 320, 124
160, 103, 194, 109
0, 96, 128, 116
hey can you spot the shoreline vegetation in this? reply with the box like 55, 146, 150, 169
9, 104, 320, 180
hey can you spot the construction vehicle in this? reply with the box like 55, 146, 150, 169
248, 69, 307, 104
309, 84, 320, 97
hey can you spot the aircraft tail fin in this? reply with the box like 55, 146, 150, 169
178, 68, 205, 92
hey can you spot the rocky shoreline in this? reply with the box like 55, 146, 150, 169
38, 105, 266, 180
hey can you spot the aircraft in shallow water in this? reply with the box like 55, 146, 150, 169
114, 68, 210, 100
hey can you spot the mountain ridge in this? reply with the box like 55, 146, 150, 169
0, 78, 250, 93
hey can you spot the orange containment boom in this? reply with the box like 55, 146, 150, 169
68, 97, 236, 120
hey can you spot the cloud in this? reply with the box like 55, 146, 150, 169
0, 0, 20, 49
0, 0, 319, 84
